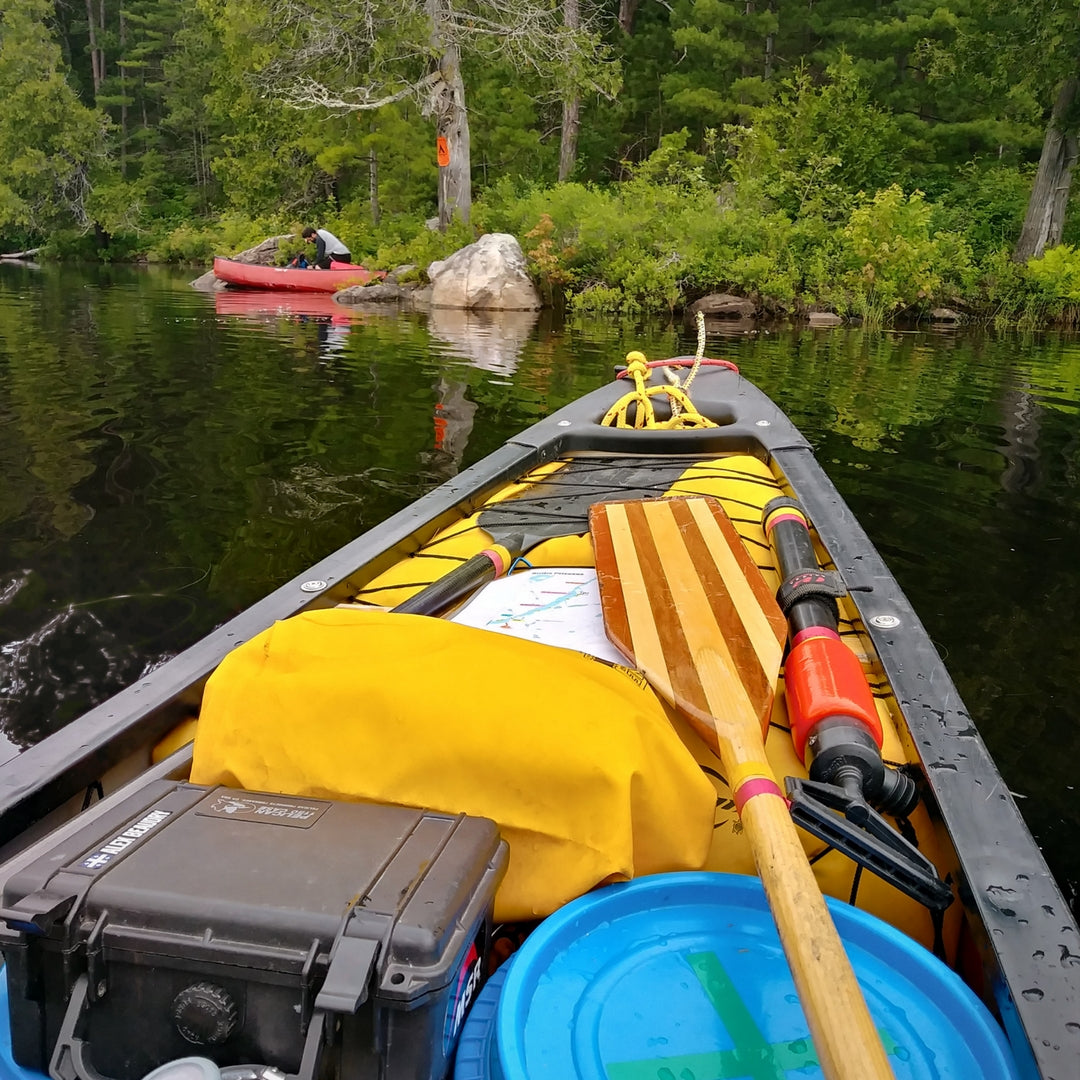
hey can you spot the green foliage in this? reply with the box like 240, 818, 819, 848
931, 163, 1033, 258
1, 0, 1078, 327
627, 130, 709, 188
0, 0, 107, 242
724, 56, 903, 223
372, 219, 475, 272
146, 212, 295, 262
1025, 245, 1080, 308
838, 186, 974, 316
662, 0, 776, 130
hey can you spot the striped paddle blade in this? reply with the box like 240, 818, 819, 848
590, 496, 786, 743
591, 495, 897, 1080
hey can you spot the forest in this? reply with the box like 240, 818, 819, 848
4, 0, 1080, 323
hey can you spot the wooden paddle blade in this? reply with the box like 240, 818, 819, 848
591, 496, 787, 741
591, 494, 895, 1080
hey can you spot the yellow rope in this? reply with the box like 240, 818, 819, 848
601, 314, 718, 430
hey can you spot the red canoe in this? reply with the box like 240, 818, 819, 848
213, 256, 387, 293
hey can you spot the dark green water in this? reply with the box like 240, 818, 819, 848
2, 262, 1078, 916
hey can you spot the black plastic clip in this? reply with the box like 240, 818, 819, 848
785, 776, 953, 912
776, 569, 847, 616
0, 890, 75, 935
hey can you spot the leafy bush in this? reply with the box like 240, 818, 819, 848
1025, 245, 1080, 303
932, 163, 1032, 258
373, 218, 474, 272
725, 55, 903, 223
837, 186, 973, 316
149, 223, 218, 263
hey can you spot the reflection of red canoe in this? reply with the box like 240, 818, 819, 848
214, 290, 354, 322
212, 256, 386, 293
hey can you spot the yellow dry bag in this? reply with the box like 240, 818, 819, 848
190, 608, 718, 921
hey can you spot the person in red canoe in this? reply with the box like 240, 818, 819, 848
301, 226, 351, 269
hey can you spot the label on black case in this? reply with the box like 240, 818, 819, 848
79, 808, 173, 870
195, 790, 331, 828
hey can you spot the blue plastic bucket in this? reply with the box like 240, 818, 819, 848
487, 872, 1020, 1080
0, 971, 47, 1080
454, 960, 513, 1080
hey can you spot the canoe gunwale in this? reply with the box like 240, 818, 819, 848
775, 447, 1074, 1079
0, 367, 1074, 1077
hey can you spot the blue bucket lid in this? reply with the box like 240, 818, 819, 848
495, 872, 1020, 1080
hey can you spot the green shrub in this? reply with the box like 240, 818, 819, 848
149, 223, 218, 263
373, 219, 474, 272
1025, 244, 1080, 303
837, 186, 973, 316
932, 163, 1032, 258
569, 284, 624, 314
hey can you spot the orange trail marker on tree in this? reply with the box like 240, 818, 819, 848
590, 494, 895, 1080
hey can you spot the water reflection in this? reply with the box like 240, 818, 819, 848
426, 378, 478, 474
1, 269, 1080, 913
427, 306, 540, 377
213, 289, 355, 323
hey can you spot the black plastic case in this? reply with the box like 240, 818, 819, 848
0, 782, 507, 1080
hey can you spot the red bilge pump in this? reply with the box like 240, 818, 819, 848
761, 497, 953, 915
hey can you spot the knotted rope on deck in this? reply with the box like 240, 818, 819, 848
601, 312, 721, 431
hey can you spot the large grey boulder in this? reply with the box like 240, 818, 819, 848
428, 233, 541, 311
190, 233, 293, 291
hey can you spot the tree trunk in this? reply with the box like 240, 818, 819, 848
119, 7, 126, 178
425, 0, 471, 228
559, 97, 580, 182
558, 0, 580, 182
764, 2, 776, 79
84, 0, 102, 94
618, 0, 640, 34
1014, 77, 1080, 262
431, 47, 471, 228
369, 120, 380, 227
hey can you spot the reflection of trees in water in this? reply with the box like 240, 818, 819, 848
420, 379, 477, 483
317, 319, 351, 359
998, 385, 1041, 497
0, 568, 201, 753
254, 463, 397, 521
418, 308, 537, 484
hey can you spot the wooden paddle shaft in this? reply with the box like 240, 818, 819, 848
593, 496, 894, 1080
717, 729, 895, 1080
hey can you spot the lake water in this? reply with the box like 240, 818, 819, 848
2, 261, 1078, 915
